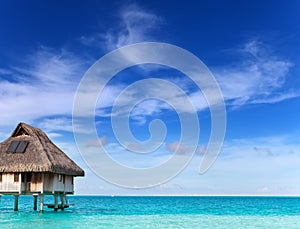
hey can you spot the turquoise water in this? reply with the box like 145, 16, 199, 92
1, 196, 300, 228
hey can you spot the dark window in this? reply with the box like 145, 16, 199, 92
26, 173, 32, 182
8, 141, 20, 153
71, 177, 74, 185
14, 173, 19, 182
21, 173, 25, 182
0, 173, 2, 182
63, 175, 66, 184
7, 141, 29, 153
16, 141, 29, 153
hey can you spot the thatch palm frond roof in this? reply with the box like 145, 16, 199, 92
0, 122, 84, 176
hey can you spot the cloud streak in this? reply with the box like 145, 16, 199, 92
79, 9, 297, 121
86, 136, 108, 148
0, 47, 87, 126
215, 40, 297, 106
0, 3, 297, 136
80, 3, 162, 51
221, 134, 300, 159
91, 39, 296, 123
106, 4, 162, 49
166, 141, 188, 154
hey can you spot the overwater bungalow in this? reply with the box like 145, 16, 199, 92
0, 122, 84, 212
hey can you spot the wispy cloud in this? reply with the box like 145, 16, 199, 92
107, 4, 162, 49
253, 146, 275, 157
197, 145, 207, 155
166, 141, 188, 154
129, 99, 167, 125
215, 39, 297, 106
95, 77, 204, 122
0, 47, 87, 126
38, 117, 74, 132
0, 2, 297, 138
86, 136, 108, 148
221, 134, 300, 159
126, 143, 144, 152
80, 3, 162, 51
82, 140, 172, 169
77, 4, 298, 124
14, 47, 83, 87
92, 39, 296, 122
196, 134, 300, 194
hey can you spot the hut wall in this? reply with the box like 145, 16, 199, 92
0, 173, 20, 193
52, 174, 74, 193
30, 173, 43, 192
43, 173, 54, 193
64, 175, 74, 193
53, 174, 65, 192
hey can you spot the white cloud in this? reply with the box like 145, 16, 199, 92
104, 4, 162, 50
215, 40, 297, 106
69, 132, 300, 195
220, 134, 300, 159
88, 39, 297, 123
166, 141, 188, 154
125, 143, 144, 152
86, 136, 108, 148
129, 99, 166, 124
0, 68, 14, 75
46, 132, 63, 139
79, 3, 162, 51
250, 91, 299, 104
253, 146, 275, 157
191, 135, 299, 192
162, 133, 300, 195
95, 78, 202, 122
79, 138, 182, 171
76, 5, 298, 124
197, 145, 207, 155
0, 47, 87, 126
38, 117, 73, 132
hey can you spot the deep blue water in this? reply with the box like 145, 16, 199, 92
1, 196, 300, 228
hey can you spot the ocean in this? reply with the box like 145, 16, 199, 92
1, 196, 300, 228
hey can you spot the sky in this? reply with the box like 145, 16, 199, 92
0, 0, 300, 195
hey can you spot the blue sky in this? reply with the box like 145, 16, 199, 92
0, 0, 300, 195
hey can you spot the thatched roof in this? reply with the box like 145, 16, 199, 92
0, 123, 84, 176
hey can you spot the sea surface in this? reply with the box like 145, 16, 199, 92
1, 196, 300, 228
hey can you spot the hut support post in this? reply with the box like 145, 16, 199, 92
39, 194, 44, 213
33, 194, 38, 211
60, 194, 65, 211
54, 194, 58, 211
14, 195, 19, 211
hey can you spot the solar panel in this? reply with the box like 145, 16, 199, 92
8, 141, 20, 153
7, 141, 29, 153
15, 141, 29, 153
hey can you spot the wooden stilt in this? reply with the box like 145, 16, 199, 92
33, 195, 38, 211
14, 195, 19, 211
39, 194, 44, 213
60, 194, 65, 211
54, 194, 58, 211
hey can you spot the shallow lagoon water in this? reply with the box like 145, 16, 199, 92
1, 196, 300, 228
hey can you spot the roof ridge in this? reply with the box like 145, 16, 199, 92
34, 129, 53, 170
